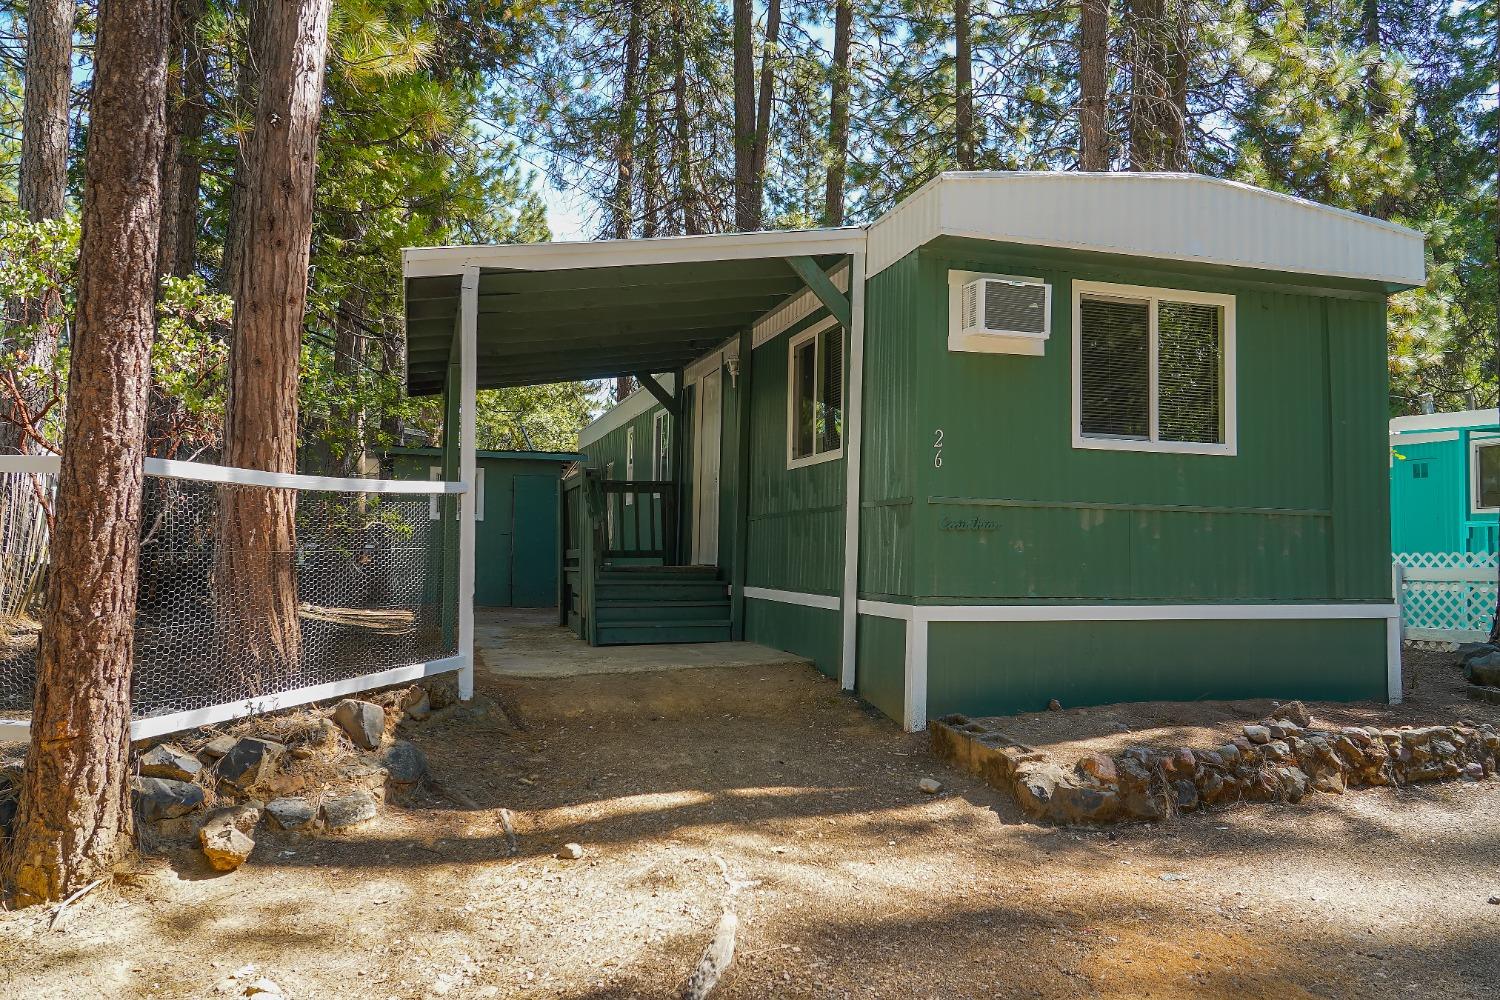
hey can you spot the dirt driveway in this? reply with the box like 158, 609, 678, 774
3, 657, 1498, 999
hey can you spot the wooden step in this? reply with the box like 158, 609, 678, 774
595, 599, 731, 624
594, 619, 733, 645
594, 580, 728, 602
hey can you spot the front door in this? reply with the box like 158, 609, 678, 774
693, 367, 722, 565
511, 473, 560, 607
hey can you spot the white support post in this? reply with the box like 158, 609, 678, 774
903, 609, 929, 732
457, 266, 479, 700
839, 250, 867, 691
1388, 561, 1404, 704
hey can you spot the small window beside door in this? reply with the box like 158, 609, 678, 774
787, 318, 844, 469
428, 465, 484, 521
625, 427, 635, 504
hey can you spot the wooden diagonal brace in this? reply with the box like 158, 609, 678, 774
784, 256, 852, 329
634, 372, 679, 416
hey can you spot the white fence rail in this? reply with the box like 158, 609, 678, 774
0, 454, 472, 743
1395, 551, 1497, 645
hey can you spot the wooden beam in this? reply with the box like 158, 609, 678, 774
475, 277, 802, 314
785, 256, 852, 329
634, 372, 679, 417
476, 257, 801, 295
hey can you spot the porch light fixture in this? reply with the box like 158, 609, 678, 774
725, 355, 741, 388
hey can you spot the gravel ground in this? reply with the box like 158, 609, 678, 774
1, 649, 1497, 999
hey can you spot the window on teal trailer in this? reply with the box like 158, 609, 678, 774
787, 319, 844, 468
1073, 281, 1235, 456
1475, 440, 1500, 512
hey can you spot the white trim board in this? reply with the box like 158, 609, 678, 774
0, 454, 467, 495
1389, 430, 1459, 446
578, 373, 676, 451
853, 601, 1401, 732
743, 586, 841, 611
0, 654, 468, 744
1390, 408, 1499, 434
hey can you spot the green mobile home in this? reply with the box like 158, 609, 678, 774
404, 172, 1426, 730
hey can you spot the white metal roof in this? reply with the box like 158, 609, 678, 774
405, 172, 1425, 291
863, 172, 1425, 288
1390, 408, 1499, 434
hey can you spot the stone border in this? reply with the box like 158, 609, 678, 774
931, 706, 1500, 825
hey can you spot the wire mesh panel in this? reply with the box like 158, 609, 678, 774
0, 461, 461, 738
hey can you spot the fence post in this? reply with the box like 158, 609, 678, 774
1388, 560, 1404, 705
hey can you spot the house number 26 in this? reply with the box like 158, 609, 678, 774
933, 429, 944, 468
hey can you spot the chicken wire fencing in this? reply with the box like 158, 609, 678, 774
0, 456, 468, 743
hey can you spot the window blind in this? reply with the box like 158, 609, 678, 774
1079, 297, 1149, 438
818, 327, 843, 453
1158, 300, 1223, 444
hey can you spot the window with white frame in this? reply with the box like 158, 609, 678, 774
1474, 439, 1500, 513
625, 426, 635, 504
428, 465, 483, 521
1072, 281, 1235, 455
652, 410, 670, 480
787, 319, 844, 468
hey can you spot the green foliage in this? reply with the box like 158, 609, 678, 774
151, 275, 232, 457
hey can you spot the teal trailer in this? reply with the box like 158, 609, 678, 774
1389, 409, 1500, 558
384, 447, 578, 608
402, 172, 1426, 730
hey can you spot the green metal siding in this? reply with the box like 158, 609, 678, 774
744, 600, 841, 679
903, 245, 1391, 603
855, 615, 907, 721
744, 319, 846, 596
925, 618, 1388, 717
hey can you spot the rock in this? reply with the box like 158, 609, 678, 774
1488, 896, 1499, 905
266, 796, 319, 831
153, 814, 205, 840
1456, 643, 1498, 669
1271, 700, 1313, 728
1273, 766, 1309, 802
331, 699, 385, 750
1311, 768, 1346, 794
917, 777, 942, 794
217, 738, 285, 791
1464, 651, 1500, 688
1171, 779, 1199, 811
400, 688, 431, 722
380, 740, 429, 789
557, 842, 585, 860
199, 734, 238, 760
0, 796, 17, 838
1462, 762, 1485, 781
139, 743, 203, 782
199, 809, 256, 872
1046, 699, 1062, 711
322, 791, 378, 830
132, 776, 205, 821
1050, 781, 1121, 822
1243, 724, 1271, 744
1076, 753, 1117, 785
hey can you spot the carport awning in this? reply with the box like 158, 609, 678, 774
402, 228, 865, 396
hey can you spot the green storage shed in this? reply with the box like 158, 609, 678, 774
384, 447, 578, 608
403, 171, 1426, 731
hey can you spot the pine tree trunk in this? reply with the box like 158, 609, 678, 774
2, 0, 76, 456
1125, 0, 1163, 170
332, 283, 367, 479
614, 2, 643, 241
220, 1, 264, 293
824, 0, 852, 226
749, 0, 781, 219
1, 0, 170, 909
215, 0, 333, 684
171, 0, 208, 277
672, 3, 701, 235
732, 0, 756, 230
641, 30, 664, 238
1078, 0, 1110, 170
1163, 0, 1188, 170
955, 0, 974, 169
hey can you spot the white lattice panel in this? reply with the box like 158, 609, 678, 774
1397, 552, 1497, 642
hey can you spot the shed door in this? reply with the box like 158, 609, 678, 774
693, 368, 722, 565
511, 473, 560, 607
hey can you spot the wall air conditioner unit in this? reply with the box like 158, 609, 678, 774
949, 272, 1051, 356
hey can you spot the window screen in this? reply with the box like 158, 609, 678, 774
1158, 301, 1223, 444
789, 324, 843, 464
1478, 443, 1500, 509
1079, 297, 1149, 439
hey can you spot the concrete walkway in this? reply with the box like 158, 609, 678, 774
474, 606, 810, 678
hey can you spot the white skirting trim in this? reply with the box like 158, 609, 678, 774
0, 454, 467, 496
0, 654, 467, 744
853, 601, 1403, 733
743, 586, 841, 611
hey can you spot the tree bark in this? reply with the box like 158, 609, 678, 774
1078, 0, 1109, 170
749, 0, 781, 220
1126, 0, 1186, 170
824, 0, 852, 226
215, 0, 333, 683
672, 3, 701, 235
332, 290, 367, 479
641, 29, 664, 238
732, 0, 756, 230
955, 0, 974, 169
2, 0, 76, 456
614, 2, 643, 241
1, 0, 170, 908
